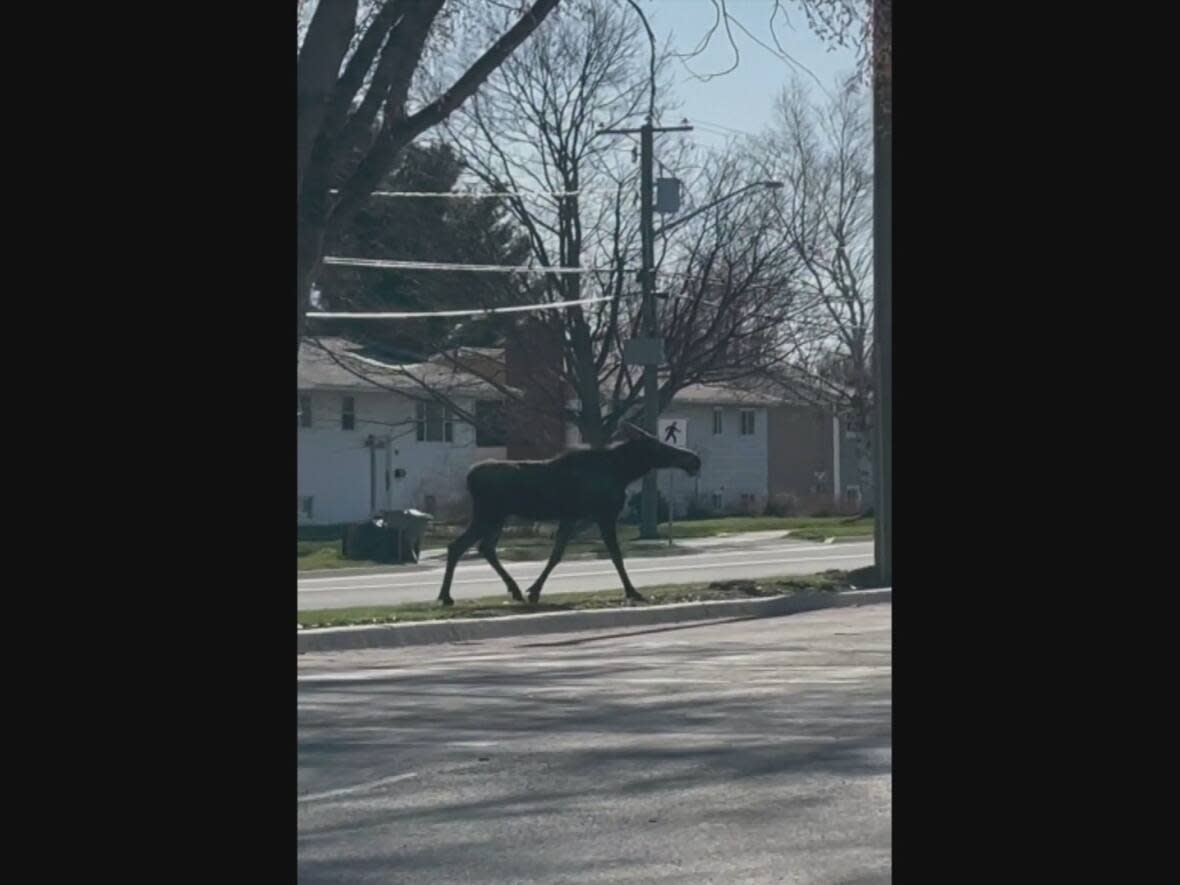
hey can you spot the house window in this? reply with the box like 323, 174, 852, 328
423, 494, 437, 514
416, 402, 453, 442
341, 396, 356, 430
475, 401, 507, 447
740, 409, 755, 435
712, 408, 723, 434
298, 496, 313, 519
711, 492, 723, 510
299, 394, 312, 429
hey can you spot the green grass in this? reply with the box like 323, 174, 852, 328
296, 540, 383, 571
297, 515, 874, 571
298, 570, 857, 629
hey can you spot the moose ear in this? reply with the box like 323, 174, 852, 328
621, 421, 656, 441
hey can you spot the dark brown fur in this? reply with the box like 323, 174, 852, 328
436, 424, 701, 605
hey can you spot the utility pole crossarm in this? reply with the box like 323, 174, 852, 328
596, 125, 694, 136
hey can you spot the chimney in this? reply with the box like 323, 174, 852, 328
505, 319, 567, 460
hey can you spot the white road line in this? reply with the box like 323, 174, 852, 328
298, 772, 418, 803
297, 552, 874, 594
298, 541, 875, 587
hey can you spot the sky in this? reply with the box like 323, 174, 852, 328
299, 1, 862, 148
642, 0, 861, 148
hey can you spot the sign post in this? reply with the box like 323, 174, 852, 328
658, 419, 686, 546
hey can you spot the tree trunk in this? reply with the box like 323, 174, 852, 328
296, 0, 563, 361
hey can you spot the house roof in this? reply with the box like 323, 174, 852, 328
299, 338, 517, 398
301, 337, 812, 409
669, 382, 788, 407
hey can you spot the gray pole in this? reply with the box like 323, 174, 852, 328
595, 121, 692, 541
871, 0, 892, 584
640, 120, 660, 539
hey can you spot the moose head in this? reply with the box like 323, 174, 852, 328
618, 421, 702, 477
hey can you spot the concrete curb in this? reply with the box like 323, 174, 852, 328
297, 587, 891, 654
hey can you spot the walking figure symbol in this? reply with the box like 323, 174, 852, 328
664, 422, 680, 444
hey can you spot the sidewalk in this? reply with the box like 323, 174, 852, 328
300, 529, 838, 579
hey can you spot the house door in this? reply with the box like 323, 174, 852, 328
383, 441, 413, 511
382, 440, 395, 511
364, 435, 396, 515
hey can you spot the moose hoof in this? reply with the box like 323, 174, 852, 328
439, 596, 454, 607
625, 592, 647, 606
526, 589, 542, 605
508, 588, 525, 603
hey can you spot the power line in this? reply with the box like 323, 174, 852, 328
689, 119, 758, 140
322, 257, 618, 274
307, 293, 637, 320
329, 188, 621, 199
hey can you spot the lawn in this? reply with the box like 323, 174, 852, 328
297, 515, 874, 571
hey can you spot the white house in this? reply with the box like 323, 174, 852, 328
297, 339, 513, 525
656, 385, 869, 515
566, 384, 775, 517
656, 385, 775, 516
299, 337, 863, 527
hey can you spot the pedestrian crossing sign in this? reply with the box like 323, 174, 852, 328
658, 419, 686, 447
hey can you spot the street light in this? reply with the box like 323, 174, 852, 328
653, 180, 784, 239
599, 121, 783, 540
633, 177, 782, 539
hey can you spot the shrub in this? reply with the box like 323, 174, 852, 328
624, 490, 669, 524
763, 493, 799, 517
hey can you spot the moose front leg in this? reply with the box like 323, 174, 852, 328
596, 517, 646, 604
438, 521, 489, 606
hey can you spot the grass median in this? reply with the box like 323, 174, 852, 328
297, 566, 883, 629
298, 515, 874, 572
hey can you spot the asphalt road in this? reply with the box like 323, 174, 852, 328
298, 602, 892, 883
298, 535, 874, 611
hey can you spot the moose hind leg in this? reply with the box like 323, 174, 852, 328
478, 526, 523, 602
597, 517, 646, 603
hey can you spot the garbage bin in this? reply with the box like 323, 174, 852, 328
341, 519, 394, 563
378, 509, 433, 564
342, 509, 433, 564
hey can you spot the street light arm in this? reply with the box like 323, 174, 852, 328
653, 180, 783, 238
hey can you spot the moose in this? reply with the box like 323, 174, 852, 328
436, 422, 702, 606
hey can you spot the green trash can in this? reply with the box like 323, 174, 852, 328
378, 509, 433, 564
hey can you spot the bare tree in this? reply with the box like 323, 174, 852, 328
760, 79, 874, 504
443, 0, 657, 446
298, 0, 872, 451
297, 0, 561, 357
663, 1, 871, 90
427, 1, 808, 448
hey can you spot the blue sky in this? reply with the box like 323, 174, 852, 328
643, 0, 860, 145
